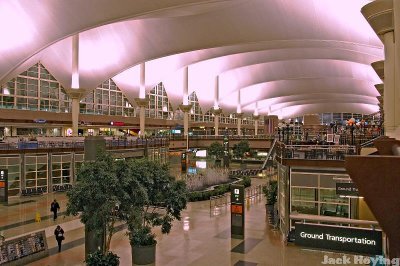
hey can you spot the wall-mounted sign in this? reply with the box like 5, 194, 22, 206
231, 184, 245, 239
33, 119, 46, 124
336, 182, 359, 197
295, 223, 382, 256
0, 169, 8, 203
110, 121, 125, 126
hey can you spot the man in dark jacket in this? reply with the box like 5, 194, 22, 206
50, 199, 60, 221
54, 225, 64, 252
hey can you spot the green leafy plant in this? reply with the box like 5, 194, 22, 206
66, 151, 122, 253
233, 140, 250, 159
85, 250, 120, 266
263, 180, 278, 205
120, 159, 188, 247
129, 226, 156, 246
208, 141, 224, 160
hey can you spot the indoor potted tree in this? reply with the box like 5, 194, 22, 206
120, 159, 187, 265
233, 140, 250, 169
208, 141, 224, 167
263, 180, 278, 224
66, 151, 123, 265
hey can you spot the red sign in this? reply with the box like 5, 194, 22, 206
231, 205, 243, 214
110, 121, 125, 126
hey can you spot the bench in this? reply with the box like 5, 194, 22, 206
21, 187, 47, 196
53, 184, 73, 192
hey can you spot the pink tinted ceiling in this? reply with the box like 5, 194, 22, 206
0, 0, 383, 116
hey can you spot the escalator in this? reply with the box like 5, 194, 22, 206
262, 138, 277, 169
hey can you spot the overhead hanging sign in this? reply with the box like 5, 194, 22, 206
295, 223, 382, 256
336, 182, 359, 197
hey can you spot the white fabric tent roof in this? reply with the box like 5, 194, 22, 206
0, 0, 383, 118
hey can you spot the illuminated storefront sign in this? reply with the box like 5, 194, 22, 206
110, 121, 125, 126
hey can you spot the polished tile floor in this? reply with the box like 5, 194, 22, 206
0, 179, 361, 266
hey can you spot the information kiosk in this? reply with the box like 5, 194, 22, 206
0, 170, 8, 204
231, 184, 245, 239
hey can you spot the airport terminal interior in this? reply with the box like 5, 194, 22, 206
0, 0, 400, 265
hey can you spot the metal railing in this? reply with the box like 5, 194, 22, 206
276, 141, 357, 160
262, 138, 277, 169
359, 135, 386, 148
209, 184, 264, 216
0, 138, 169, 151
169, 135, 274, 141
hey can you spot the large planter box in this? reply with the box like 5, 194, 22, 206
266, 204, 275, 225
132, 244, 156, 265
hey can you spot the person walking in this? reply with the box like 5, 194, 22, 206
50, 199, 60, 221
54, 225, 64, 252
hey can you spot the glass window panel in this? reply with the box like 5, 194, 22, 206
291, 201, 318, 215
320, 174, 349, 188
8, 165, 20, 173
37, 156, 47, 164
52, 171, 61, 177
62, 176, 71, 184
37, 179, 47, 186
8, 180, 20, 189
37, 171, 47, 179
62, 169, 70, 177
291, 187, 317, 201
26, 180, 36, 188
37, 164, 47, 171
8, 174, 20, 181
62, 155, 71, 161
320, 204, 349, 218
52, 178, 61, 184
320, 189, 348, 204
26, 157, 36, 164
25, 164, 36, 172
291, 173, 318, 187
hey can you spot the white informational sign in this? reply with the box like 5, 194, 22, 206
195, 150, 207, 157
195, 161, 207, 169
327, 134, 334, 143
